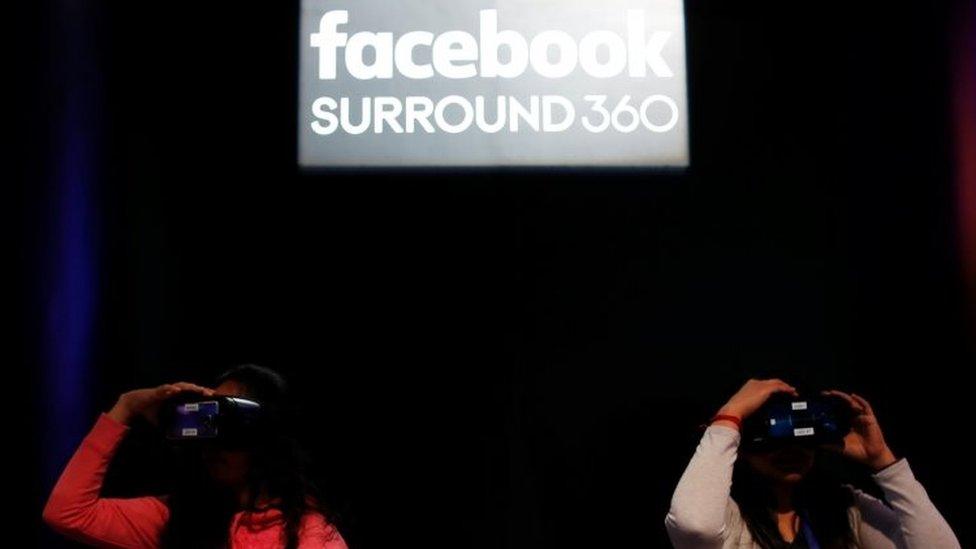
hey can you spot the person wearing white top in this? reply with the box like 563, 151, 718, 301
665, 379, 960, 549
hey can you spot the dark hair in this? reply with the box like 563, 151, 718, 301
161, 364, 330, 549
732, 451, 857, 549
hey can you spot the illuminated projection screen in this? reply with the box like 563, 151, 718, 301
299, 0, 688, 168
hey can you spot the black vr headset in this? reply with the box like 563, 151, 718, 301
741, 393, 852, 451
160, 395, 268, 447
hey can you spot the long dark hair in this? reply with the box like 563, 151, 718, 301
161, 364, 329, 549
731, 452, 857, 549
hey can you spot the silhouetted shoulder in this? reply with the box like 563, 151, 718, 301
299, 511, 348, 549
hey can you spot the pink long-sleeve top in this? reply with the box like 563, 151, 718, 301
43, 413, 349, 549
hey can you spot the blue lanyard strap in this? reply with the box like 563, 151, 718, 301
799, 512, 821, 549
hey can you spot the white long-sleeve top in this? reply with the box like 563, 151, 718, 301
665, 425, 960, 548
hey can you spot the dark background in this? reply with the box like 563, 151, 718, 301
18, 1, 974, 547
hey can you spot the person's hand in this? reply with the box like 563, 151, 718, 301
714, 379, 799, 430
822, 390, 897, 471
107, 382, 215, 425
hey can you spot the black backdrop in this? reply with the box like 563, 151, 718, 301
20, 1, 974, 548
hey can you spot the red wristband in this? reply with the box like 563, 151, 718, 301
710, 414, 742, 429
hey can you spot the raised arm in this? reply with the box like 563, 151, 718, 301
853, 459, 960, 549
822, 390, 959, 549
665, 425, 740, 549
665, 379, 799, 549
43, 382, 214, 548
42, 414, 169, 548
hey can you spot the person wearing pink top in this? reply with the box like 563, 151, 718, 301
43, 364, 348, 549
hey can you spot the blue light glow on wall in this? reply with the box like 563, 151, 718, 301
43, 0, 101, 484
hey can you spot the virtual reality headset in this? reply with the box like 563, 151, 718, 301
741, 393, 852, 451
161, 395, 267, 446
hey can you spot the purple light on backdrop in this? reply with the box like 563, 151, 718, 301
43, 0, 101, 484
955, 0, 976, 337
